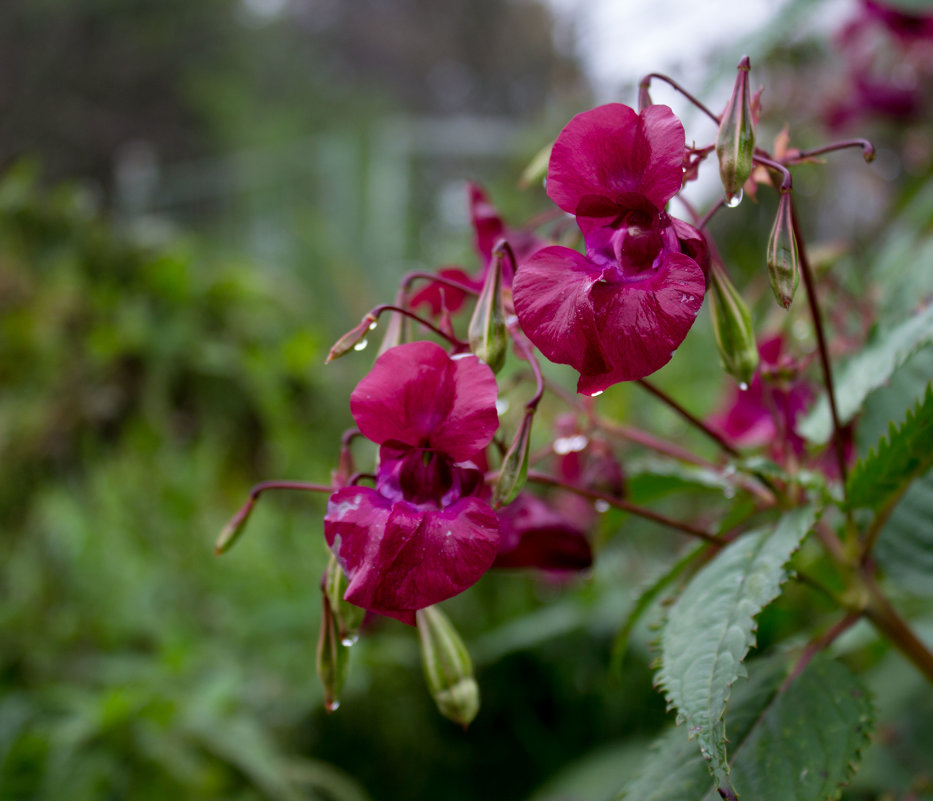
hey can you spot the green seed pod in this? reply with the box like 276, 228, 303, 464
416, 606, 480, 727
716, 56, 756, 206
766, 192, 800, 309
324, 554, 365, 646
316, 593, 350, 713
493, 408, 534, 508
709, 263, 759, 387
468, 248, 507, 373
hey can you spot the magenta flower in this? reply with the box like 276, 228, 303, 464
324, 341, 501, 624
513, 104, 709, 395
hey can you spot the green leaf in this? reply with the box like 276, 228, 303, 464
655, 506, 818, 790
854, 349, 933, 595
609, 543, 707, 675
847, 384, 933, 511
798, 304, 933, 444
620, 656, 874, 801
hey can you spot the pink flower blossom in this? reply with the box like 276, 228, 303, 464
324, 341, 501, 624
513, 104, 709, 395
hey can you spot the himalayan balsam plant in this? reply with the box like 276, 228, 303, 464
217, 53, 933, 800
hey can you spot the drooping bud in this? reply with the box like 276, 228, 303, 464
316, 591, 350, 712
323, 554, 365, 646
766, 192, 800, 309
214, 497, 256, 555
468, 247, 507, 373
416, 605, 479, 727
326, 312, 378, 363
493, 408, 534, 508
716, 56, 756, 206
709, 262, 759, 387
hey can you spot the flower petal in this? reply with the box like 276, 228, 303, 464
547, 104, 686, 215
324, 487, 499, 624
514, 247, 706, 394
512, 246, 612, 378
581, 251, 706, 393
350, 341, 499, 460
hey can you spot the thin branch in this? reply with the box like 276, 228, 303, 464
791, 138, 875, 163
526, 470, 722, 545
637, 379, 741, 458
781, 613, 861, 691
789, 200, 850, 492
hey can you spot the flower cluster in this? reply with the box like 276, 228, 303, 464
218, 57, 886, 730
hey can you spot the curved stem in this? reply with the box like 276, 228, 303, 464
400, 271, 480, 298
752, 153, 792, 191
792, 138, 875, 163
639, 73, 720, 125
526, 470, 722, 545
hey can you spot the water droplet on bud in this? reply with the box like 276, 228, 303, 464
738, 381, 749, 391
367, 321, 378, 331
325, 699, 341, 712
353, 339, 368, 352
495, 398, 510, 415
594, 499, 610, 513
341, 634, 359, 647
724, 189, 743, 208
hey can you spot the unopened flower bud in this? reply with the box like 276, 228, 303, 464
493, 408, 534, 508
468, 248, 507, 373
716, 56, 756, 206
214, 497, 256, 555
709, 263, 759, 387
416, 605, 479, 727
766, 192, 800, 309
316, 592, 350, 712
324, 554, 365, 645
326, 313, 378, 363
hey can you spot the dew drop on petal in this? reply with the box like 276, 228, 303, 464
353, 338, 368, 352
589, 390, 603, 397
738, 381, 749, 391
724, 189, 743, 208
594, 499, 610, 513
495, 398, 510, 415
